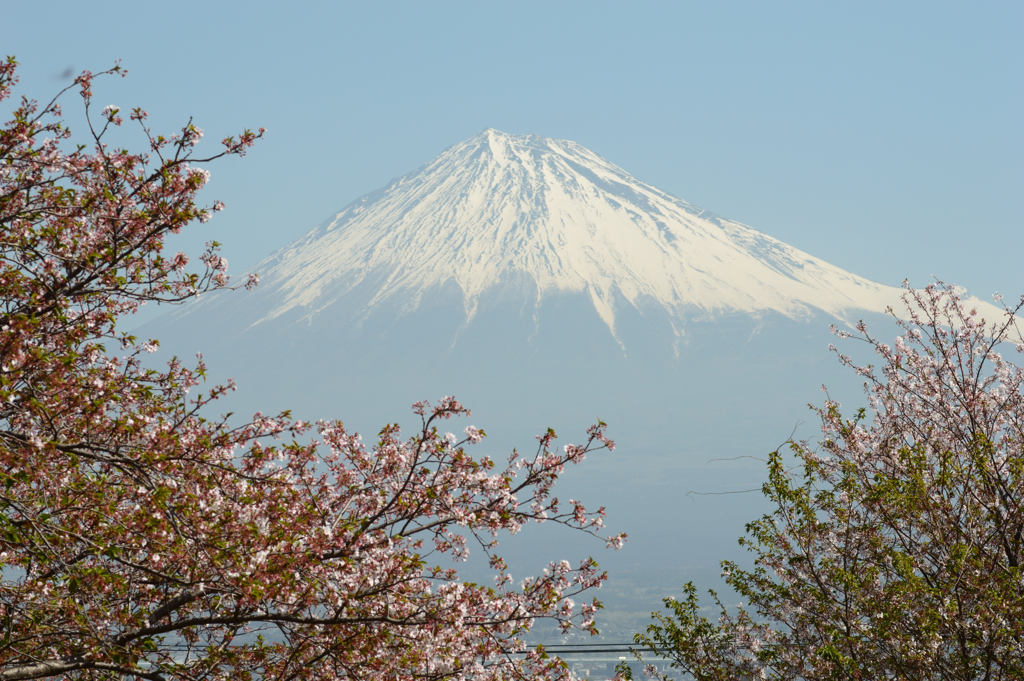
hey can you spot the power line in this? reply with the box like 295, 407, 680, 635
507, 643, 640, 656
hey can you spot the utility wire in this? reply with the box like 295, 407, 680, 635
506, 643, 640, 655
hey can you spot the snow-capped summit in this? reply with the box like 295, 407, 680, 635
245, 129, 911, 337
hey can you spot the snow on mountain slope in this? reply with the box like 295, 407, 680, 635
244, 129, 918, 338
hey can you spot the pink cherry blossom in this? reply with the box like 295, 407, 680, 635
0, 59, 624, 681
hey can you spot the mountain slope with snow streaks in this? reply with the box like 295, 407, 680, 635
245, 129, 923, 336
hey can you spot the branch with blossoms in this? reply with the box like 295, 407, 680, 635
1, 390, 622, 681
1, 59, 626, 681
0, 57, 264, 343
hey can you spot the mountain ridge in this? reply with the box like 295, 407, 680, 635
218, 129, 938, 344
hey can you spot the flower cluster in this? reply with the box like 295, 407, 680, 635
0, 60, 622, 681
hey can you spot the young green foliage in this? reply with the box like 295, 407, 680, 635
627, 283, 1024, 681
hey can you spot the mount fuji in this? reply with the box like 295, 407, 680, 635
225, 129, 909, 340
146, 129, 999, 631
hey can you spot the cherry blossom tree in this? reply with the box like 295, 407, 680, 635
626, 283, 1024, 680
0, 59, 623, 681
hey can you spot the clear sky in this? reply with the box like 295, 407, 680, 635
3, 2, 1021, 303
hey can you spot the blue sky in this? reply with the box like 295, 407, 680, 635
3, 2, 1021, 302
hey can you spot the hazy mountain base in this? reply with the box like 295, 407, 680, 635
142, 281, 895, 631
